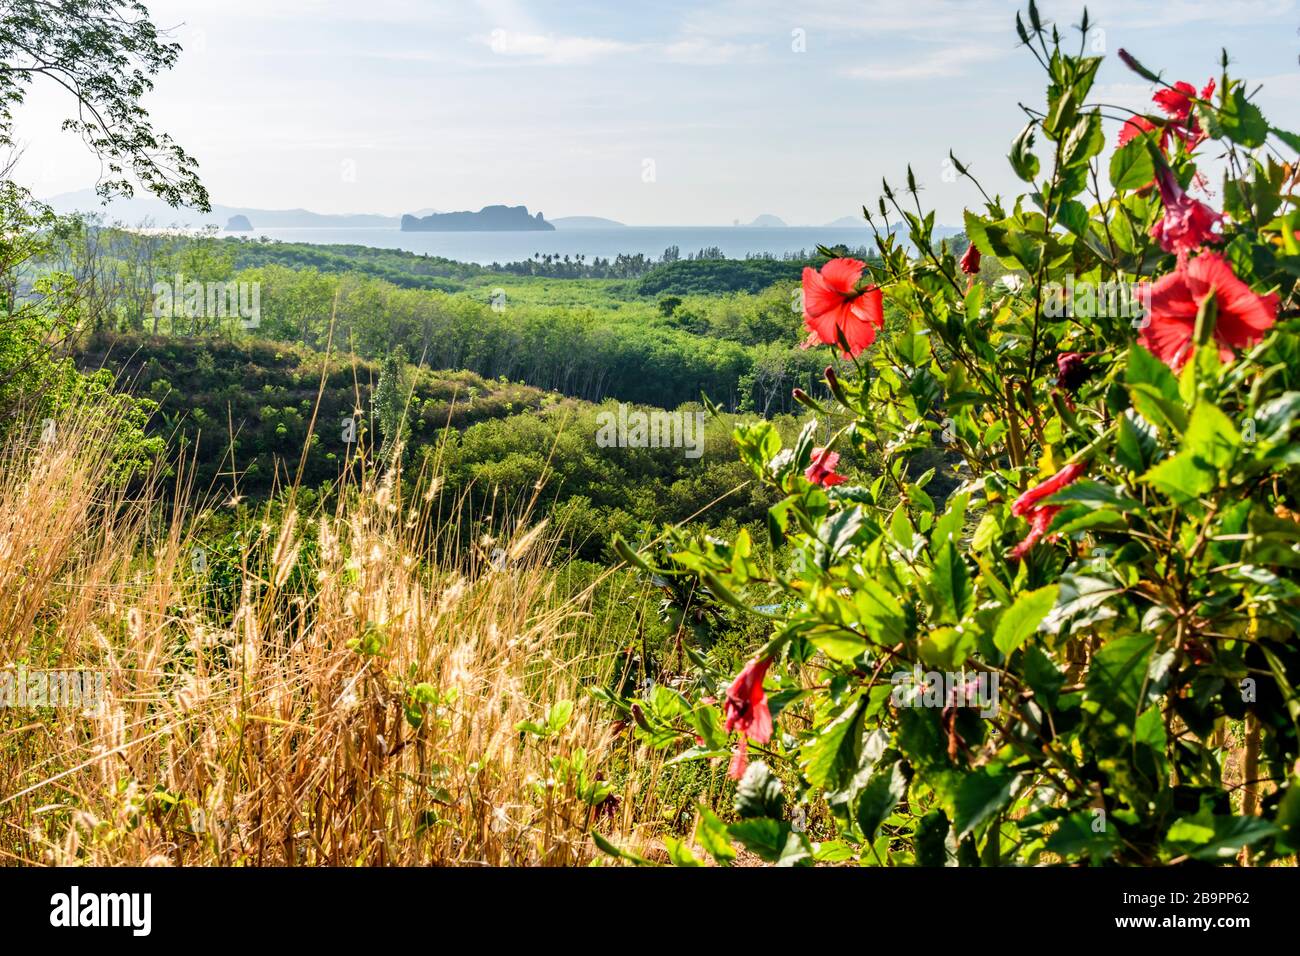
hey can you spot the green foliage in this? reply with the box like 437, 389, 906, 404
0, 0, 207, 208
618, 5, 1300, 867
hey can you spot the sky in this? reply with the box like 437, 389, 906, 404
12, 0, 1300, 225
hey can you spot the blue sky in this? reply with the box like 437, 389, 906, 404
15, 0, 1300, 224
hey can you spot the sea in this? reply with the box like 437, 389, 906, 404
217, 226, 884, 265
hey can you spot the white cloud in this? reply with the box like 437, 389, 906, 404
482, 29, 639, 64
660, 38, 763, 65
842, 42, 1010, 82
477, 30, 762, 67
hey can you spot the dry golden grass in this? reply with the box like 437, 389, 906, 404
0, 402, 643, 866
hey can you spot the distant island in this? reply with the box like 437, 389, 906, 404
401, 205, 554, 232
745, 214, 787, 227
225, 214, 253, 231
551, 216, 626, 229
824, 215, 867, 227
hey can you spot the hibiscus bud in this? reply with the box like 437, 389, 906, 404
1118, 48, 1160, 82
1055, 352, 1092, 395
824, 365, 851, 407
630, 702, 654, 733
791, 387, 827, 414
960, 244, 981, 276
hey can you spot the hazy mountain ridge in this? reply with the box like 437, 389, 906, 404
42, 189, 401, 228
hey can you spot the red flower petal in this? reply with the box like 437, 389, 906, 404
1184, 253, 1280, 352
1008, 506, 1061, 561
1142, 253, 1279, 369
1118, 115, 1158, 147
806, 447, 850, 487
724, 657, 773, 754
1011, 462, 1087, 518
818, 257, 867, 294
1150, 163, 1222, 255
801, 259, 882, 358
1140, 271, 1199, 368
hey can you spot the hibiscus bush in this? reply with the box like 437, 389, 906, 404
609, 4, 1300, 866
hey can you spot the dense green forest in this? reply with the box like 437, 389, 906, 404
75, 330, 797, 560
46, 224, 866, 413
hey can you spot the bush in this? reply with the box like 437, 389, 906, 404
617, 4, 1300, 867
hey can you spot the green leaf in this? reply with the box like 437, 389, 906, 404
1219, 86, 1268, 148
734, 761, 785, 819
1086, 633, 1156, 728
954, 770, 1018, 840
1166, 812, 1279, 861
854, 578, 907, 645
806, 626, 870, 663
919, 626, 977, 671
694, 807, 737, 865
1109, 134, 1154, 191
1270, 125, 1300, 153
1044, 811, 1119, 860
1057, 198, 1090, 238
994, 584, 1059, 657
1040, 573, 1123, 636
915, 809, 950, 867
689, 704, 728, 751
1183, 401, 1241, 467
1143, 401, 1240, 502
1254, 392, 1300, 445
931, 540, 974, 625
728, 818, 805, 864
1044, 479, 1141, 512
816, 506, 865, 567
612, 534, 655, 574
1127, 346, 1187, 434
1054, 508, 1127, 535
812, 840, 855, 863
856, 760, 908, 842
1116, 409, 1158, 472
963, 210, 994, 258
663, 835, 703, 867
592, 831, 653, 866
800, 699, 864, 789
1275, 777, 1300, 853
931, 492, 970, 547
1009, 122, 1040, 182
546, 699, 574, 733
1062, 110, 1105, 170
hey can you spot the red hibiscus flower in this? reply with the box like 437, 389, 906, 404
801, 258, 885, 358
805, 447, 847, 487
1139, 252, 1279, 370
960, 244, 981, 275
1149, 162, 1222, 257
1153, 79, 1214, 125
1008, 462, 1087, 561
1153, 79, 1214, 151
723, 656, 773, 779
1118, 114, 1165, 149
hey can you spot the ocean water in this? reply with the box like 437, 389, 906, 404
219, 225, 881, 265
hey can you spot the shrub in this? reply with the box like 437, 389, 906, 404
616, 4, 1300, 867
